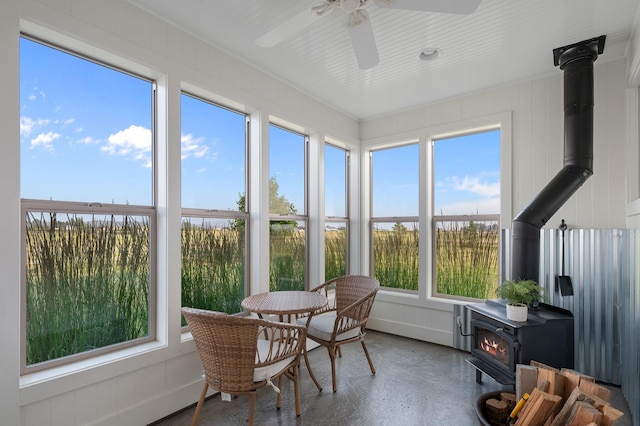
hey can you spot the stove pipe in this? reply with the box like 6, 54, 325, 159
511, 36, 606, 282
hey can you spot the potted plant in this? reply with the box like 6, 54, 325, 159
495, 279, 544, 321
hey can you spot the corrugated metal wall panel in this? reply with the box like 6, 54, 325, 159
498, 228, 636, 384
497, 228, 638, 425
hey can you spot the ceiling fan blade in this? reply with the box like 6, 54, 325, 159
375, 0, 481, 15
256, 7, 327, 48
347, 10, 379, 70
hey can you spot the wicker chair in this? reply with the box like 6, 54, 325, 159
297, 275, 380, 392
181, 307, 307, 426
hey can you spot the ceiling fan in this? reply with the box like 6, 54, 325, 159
255, 0, 481, 70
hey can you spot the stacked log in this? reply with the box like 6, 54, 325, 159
485, 392, 518, 425
483, 361, 624, 426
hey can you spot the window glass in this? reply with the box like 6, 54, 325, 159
324, 144, 347, 217
269, 125, 307, 290
432, 130, 500, 299
180, 94, 248, 315
20, 38, 152, 205
269, 125, 305, 215
325, 221, 348, 281
373, 221, 419, 290
371, 144, 419, 290
372, 144, 419, 217
181, 217, 245, 314
20, 36, 155, 371
324, 143, 349, 281
270, 220, 306, 291
181, 94, 246, 210
25, 211, 151, 366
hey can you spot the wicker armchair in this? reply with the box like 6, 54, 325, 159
297, 275, 380, 392
181, 307, 307, 426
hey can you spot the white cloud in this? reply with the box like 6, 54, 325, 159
181, 133, 209, 160
78, 136, 97, 144
30, 131, 60, 151
20, 117, 35, 136
20, 117, 51, 137
452, 175, 500, 197
102, 125, 152, 166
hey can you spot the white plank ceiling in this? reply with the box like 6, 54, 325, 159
127, 0, 640, 120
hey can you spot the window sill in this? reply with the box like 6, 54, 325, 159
376, 289, 471, 311
20, 340, 170, 405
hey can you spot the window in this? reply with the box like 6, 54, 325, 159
324, 143, 349, 281
180, 93, 248, 316
432, 129, 500, 299
370, 143, 419, 290
20, 36, 155, 372
269, 124, 307, 291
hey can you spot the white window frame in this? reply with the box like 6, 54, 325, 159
19, 35, 158, 373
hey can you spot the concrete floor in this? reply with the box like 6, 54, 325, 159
150, 331, 633, 426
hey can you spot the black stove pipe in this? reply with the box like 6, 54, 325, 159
511, 36, 606, 283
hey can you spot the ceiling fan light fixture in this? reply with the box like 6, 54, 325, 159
419, 48, 440, 61
340, 0, 364, 12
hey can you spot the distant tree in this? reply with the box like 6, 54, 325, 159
393, 222, 407, 232
231, 177, 297, 232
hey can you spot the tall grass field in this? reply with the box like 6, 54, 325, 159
25, 212, 149, 366
25, 214, 496, 365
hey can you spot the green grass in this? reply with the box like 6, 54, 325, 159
25, 212, 149, 366
26, 214, 497, 366
373, 225, 420, 290
435, 221, 499, 299
325, 228, 347, 281
181, 219, 245, 316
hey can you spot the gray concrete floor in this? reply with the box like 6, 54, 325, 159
150, 331, 633, 426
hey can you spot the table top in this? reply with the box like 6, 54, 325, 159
241, 290, 328, 316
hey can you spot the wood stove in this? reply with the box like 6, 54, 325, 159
465, 300, 574, 385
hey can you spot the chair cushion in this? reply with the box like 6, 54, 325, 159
298, 313, 360, 342
253, 339, 296, 383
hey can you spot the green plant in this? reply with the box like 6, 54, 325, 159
495, 279, 543, 306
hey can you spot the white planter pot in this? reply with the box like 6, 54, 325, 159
506, 303, 528, 322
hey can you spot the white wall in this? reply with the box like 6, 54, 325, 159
0, 0, 635, 425
362, 58, 628, 231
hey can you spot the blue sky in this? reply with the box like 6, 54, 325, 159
20, 37, 152, 206
20, 37, 500, 217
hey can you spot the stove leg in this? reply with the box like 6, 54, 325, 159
476, 369, 482, 384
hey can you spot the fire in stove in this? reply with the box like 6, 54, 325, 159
480, 337, 507, 360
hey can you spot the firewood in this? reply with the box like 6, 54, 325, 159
486, 398, 509, 415
600, 404, 624, 426
560, 368, 593, 399
550, 387, 597, 426
537, 368, 565, 399
501, 392, 517, 412
530, 360, 561, 374
485, 398, 509, 425
538, 379, 550, 392
515, 388, 562, 426
579, 380, 611, 402
517, 364, 539, 400
565, 401, 603, 426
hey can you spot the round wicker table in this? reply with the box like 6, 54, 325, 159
241, 290, 328, 322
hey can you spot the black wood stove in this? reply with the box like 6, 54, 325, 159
465, 300, 574, 386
